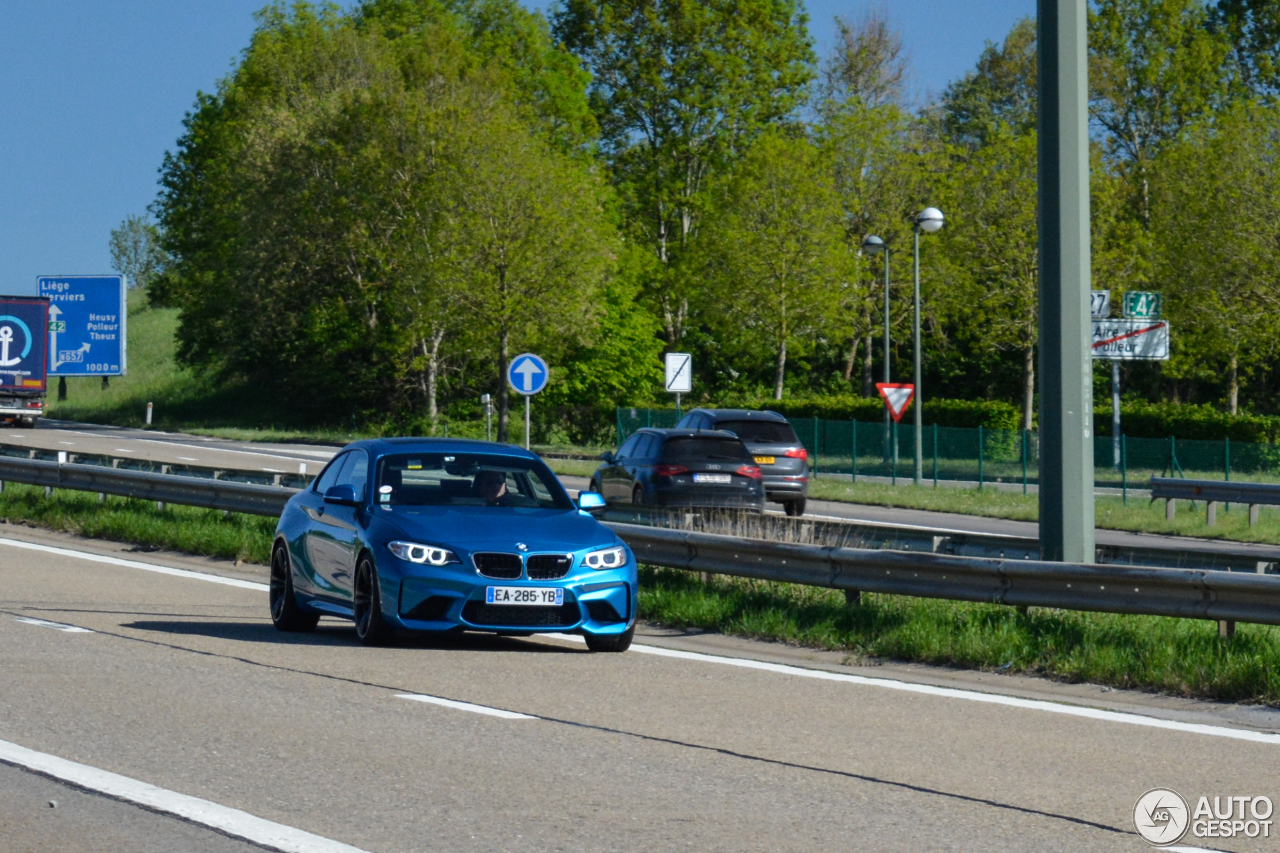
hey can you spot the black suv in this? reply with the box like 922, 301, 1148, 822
676, 409, 809, 515
590, 429, 765, 511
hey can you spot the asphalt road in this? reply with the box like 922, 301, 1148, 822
1, 525, 1278, 852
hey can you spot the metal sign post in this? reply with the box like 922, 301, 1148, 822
37, 276, 127, 379
506, 353, 548, 450
1038, 0, 1094, 564
480, 393, 492, 442
664, 353, 691, 417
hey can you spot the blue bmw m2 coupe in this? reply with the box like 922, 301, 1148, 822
270, 438, 637, 652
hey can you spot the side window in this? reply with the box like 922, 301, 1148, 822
338, 450, 369, 500
313, 453, 347, 494
616, 435, 641, 460
638, 435, 659, 459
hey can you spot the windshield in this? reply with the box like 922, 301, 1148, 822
714, 420, 799, 444
375, 453, 572, 509
660, 437, 752, 463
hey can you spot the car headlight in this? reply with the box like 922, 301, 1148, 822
582, 545, 627, 570
387, 541, 459, 566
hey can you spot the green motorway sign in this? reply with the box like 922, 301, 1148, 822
1122, 291, 1162, 319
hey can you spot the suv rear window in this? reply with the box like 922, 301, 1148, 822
659, 437, 752, 463
714, 420, 799, 444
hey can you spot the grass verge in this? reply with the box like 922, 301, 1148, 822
639, 566, 1280, 704
0, 484, 274, 564
808, 479, 1280, 546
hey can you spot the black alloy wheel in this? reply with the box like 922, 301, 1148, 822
585, 625, 634, 653
269, 543, 319, 632
785, 498, 807, 517
353, 555, 395, 646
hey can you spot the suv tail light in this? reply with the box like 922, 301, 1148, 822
652, 464, 689, 477
26, 401, 41, 409
784, 448, 808, 461
736, 465, 763, 480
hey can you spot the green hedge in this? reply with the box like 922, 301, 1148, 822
1096, 402, 1280, 443
705, 394, 1022, 430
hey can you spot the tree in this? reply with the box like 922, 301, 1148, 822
1151, 99, 1280, 414
939, 17, 1037, 149
109, 215, 168, 289
553, 0, 815, 346
698, 131, 847, 399
821, 5, 908, 110
436, 102, 617, 441
1215, 0, 1280, 96
1090, 0, 1235, 225
936, 131, 1040, 430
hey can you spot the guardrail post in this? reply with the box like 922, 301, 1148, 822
1166, 498, 1176, 521
1250, 504, 1259, 526
157, 465, 171, 511
1219, 620, 1235, 639
844, 589, 861, 606
1206, 500, 1217, 526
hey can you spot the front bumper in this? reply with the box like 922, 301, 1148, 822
392, 565, 636, 636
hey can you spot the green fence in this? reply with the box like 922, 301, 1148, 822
615, 407, 1280, 494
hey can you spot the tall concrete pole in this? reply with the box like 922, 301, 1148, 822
1038, 0, 1094, 563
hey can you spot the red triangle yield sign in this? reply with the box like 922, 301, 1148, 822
876, 383, 915, 423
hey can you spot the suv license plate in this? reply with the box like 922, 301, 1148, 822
693, 473, 732, 484
754, 456, 775, 465
486, 587, 563, 606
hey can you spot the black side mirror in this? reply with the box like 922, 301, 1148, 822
599, 450, 615, 463
324, 484, 359, 505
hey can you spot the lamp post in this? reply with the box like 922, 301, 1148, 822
912, 207, 945, 485
861, 235, 889, 462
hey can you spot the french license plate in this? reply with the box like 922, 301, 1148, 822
693, 473, 732, 484
754, 456, 775, 465
486, 587, 563, 606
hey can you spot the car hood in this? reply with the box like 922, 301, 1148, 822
374, 505, 617, 552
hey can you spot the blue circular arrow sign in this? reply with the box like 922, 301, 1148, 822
507, 352, 549, 396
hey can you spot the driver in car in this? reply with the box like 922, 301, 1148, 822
473, 470, 514, 506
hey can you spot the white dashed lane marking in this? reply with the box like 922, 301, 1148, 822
396, 694, 538, 720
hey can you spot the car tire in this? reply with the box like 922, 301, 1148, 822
584, 625, 634, 653
269, 542, 319, 632
632, 485, 645, 506
353, 554, 395, 646
785, 498, 807, 517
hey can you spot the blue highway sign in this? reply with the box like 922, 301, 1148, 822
507, 353, 549, 396
37, 276, 127, 376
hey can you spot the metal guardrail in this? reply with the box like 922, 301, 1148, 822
607, 523, 1280, 627
0, 457, 297, 516
603, 506, 1280, 575
2, 454, 1276, 627
1150, 476, 1280, 526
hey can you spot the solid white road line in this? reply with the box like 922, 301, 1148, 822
0, 537, 269, 592
8, 537, 1280, 747
15, 616, 92, 633
396, 693, 538, 720
0, 737, 370, 853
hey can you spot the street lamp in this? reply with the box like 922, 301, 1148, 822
912, 207, 944, 485
861, 235, 891, 463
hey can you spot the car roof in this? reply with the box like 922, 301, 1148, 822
687, 408, 790, 423
632, 428, 742, 439
339, 437, 540, 460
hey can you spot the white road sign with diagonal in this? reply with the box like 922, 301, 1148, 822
665, 353, 691, 393
1092, 319, 1170, 360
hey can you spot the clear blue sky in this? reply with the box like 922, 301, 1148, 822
0, 1, 1033, 296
